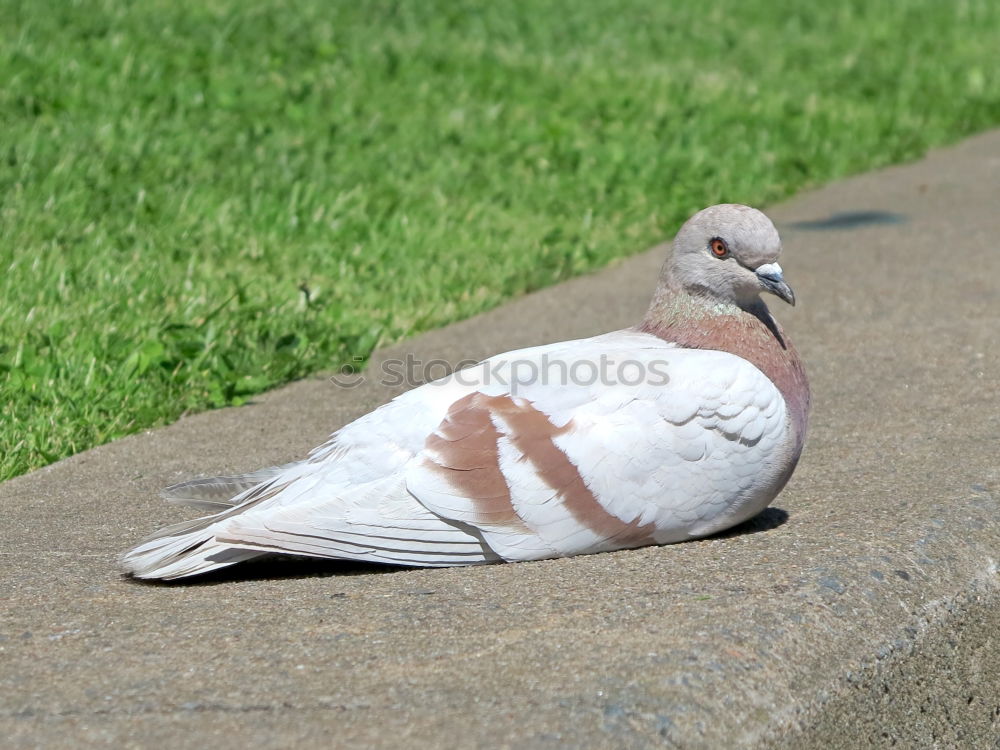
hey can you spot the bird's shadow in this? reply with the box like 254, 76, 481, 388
706, 505, 789, 540
123, 555, 397, 587
123, 507, 789, 586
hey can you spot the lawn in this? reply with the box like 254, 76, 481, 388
2, 0, 999, 481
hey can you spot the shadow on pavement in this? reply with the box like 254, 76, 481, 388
784, 210, 906, 230
710, 506, 789, 540
121, 554, 398, 586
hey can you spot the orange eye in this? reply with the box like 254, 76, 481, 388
710, 238, 729, 257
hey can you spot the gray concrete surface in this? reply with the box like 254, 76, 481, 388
2, 131, 999, 749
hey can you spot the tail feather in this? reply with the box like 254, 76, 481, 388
122, 472, 294, 580
160, 463, 297, 511
121, 526, 263, 580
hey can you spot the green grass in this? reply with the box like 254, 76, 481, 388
2, 0, 999, 481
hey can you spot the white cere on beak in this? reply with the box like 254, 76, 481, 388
755, 262, 784, 281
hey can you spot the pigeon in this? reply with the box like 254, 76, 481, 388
122, 204, 809, 580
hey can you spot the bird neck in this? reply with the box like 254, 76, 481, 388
638, 284, 810, 449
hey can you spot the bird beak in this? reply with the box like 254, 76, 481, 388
755, 263, 796, 306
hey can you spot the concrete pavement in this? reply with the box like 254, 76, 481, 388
3, 131, 999, 748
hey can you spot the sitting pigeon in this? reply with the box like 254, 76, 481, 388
122, 204, 809, 580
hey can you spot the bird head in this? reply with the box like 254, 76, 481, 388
669, 204, 795, 307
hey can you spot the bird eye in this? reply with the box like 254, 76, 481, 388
709, 238, 729, 257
